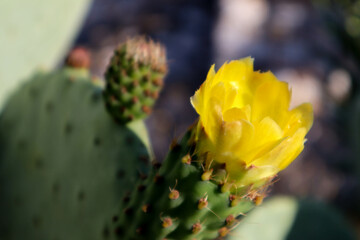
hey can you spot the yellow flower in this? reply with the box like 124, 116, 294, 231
191, 57, 313, 187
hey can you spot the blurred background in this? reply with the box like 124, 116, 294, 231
2, 0, 360, 239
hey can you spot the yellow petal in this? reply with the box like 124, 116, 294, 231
213, 58, 254, 87
223, 107, 249, 122
226, 161, 278, 187
213, 58, 255, 108
190, 64, 216, 115
252, 117, 283, 149
214, 121, 244, 160
250, 128, 307, 170
283, 103, 313, 136
244, 117, 284, 164
251, 73, 291, 123
202, 97, 223, 142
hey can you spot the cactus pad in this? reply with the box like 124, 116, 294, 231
0, 67, 152, 240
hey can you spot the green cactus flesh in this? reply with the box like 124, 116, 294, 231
0, 68, 152, 240
110, 130, 255, 240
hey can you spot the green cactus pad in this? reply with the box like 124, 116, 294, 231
230, 196, 356, 240
0, 0, 90, 111
0, 68, 152, 240
103, 37, 167, 124
110, 130, 256, 240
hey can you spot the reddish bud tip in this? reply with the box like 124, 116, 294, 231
65, 47, 90, 69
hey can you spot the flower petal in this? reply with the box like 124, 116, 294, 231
223, 106, 250, 122
251, 73, 291, 123
250, 127, 307, 170
283, 103, 313, 136
190, 64, 216, 115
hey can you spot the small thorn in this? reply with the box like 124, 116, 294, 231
221, 182, 232, 193
198, 197, 208, 210
133, 80, 140, 87
229, 195, 239, 207
192, 222, 202, 233
121, 87, 127, 94
218, 227, 229, 237
162, 217, 173, 228
254, 195, 264, 206
142, 105, 152, 114
132, 96, 139, 103
201, 169, 213, 181
144, 89, 151, 97
121, 69, 127, 77
150, 91, 159, 99
181, 153, 191, 165
169, 189, 179, 200
142, 204, 150, 213
225, 215, 235, 226
153, 78, 163, 87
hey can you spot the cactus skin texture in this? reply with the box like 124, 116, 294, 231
0, 64, 152, 239
103, 37, 167, 124
110, 128, 258, 240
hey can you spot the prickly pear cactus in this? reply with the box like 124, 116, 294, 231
103, 37, 167, 124
110, 130, 255, 240
110, 57, 314, 240
0, 49, 154, 239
